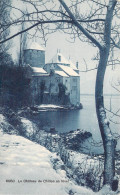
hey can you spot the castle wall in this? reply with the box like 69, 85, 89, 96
31, 74, 64, 104
63, 77, 70, 94
44, 63, 80, 105
24, 49, 45, 67
70, 76, 80, 105
24, 47, 80, 106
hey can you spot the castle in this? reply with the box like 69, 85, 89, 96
24, 42, 80, 106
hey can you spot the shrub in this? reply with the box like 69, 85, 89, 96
0, 64, 32, 108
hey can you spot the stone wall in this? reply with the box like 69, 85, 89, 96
24, 49, 45, 67
70, 76, 80, 105
30, 74, 70, 105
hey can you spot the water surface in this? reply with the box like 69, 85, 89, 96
37, 95, 120, 152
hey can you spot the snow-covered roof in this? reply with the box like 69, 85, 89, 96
69, 61, 79, 71
49, 53, 70, 64
58, 65, 79, 77
27, 64, 48, 76
32, 67, 47, 74
48, 52, 79, 71
26, 42, 45, 51
55, 70, 69, 77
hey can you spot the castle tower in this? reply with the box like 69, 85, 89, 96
23, 42, 45, 67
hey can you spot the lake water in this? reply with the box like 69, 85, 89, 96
37, 95, 120, 152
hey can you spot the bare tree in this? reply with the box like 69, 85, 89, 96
0, 0, 12, 53
0, 0, 120, 190
18, 19, 27, 66
57, 1, 119, 189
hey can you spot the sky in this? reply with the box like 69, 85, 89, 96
9, 0, 120, 95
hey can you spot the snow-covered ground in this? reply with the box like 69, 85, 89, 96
0, 114, 119, 195
0, 114, 97, 195
38, 104, 64, 109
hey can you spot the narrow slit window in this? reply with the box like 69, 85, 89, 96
58, 55, 61, 62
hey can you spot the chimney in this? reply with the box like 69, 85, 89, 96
76, 61, 79, 69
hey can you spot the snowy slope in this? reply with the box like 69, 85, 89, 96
0, 114, 119, 195
0, 114, 98, 195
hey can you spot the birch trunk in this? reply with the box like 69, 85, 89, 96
95, 48, 116, 187
95, 0, 117, 187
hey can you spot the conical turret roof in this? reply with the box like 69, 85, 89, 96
26, 42, 45, 51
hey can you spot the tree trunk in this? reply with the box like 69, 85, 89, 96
95, 48, 116, 187
59, 0, 117, 189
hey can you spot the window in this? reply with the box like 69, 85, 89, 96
58, 55, 61, 62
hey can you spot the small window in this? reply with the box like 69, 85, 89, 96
58, 55, 61, 62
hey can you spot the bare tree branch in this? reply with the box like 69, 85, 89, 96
105, 107, 120, 117
58, 0, 102, 50
0, 20, 73, 44
111, 37, 120, 49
